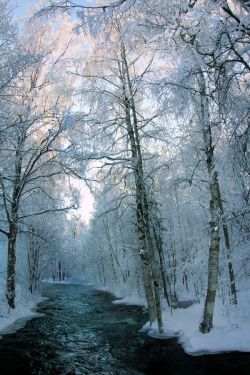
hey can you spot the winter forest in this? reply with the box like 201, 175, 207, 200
0, 0, 250, 362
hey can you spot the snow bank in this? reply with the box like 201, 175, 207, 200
43, 278, 80, 285
112, 295, 146, 306
94, 284, 146, 307
42, 278, 93, 286
0, 281, 43, 337
143, 298, 250, 356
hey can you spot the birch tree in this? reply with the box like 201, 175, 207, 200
0, 17, 75, 308
68, 16, 166, 331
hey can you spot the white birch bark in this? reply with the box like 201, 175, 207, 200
197, 70, 237, 331
121, 44, 163, 332
117, 44, 165, 330
199, 72, 221, 333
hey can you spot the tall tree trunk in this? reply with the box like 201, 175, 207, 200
7, 223, 18, 309
129, 110, 157, 324
152, 223, 171, 307
121, 44, 163, 332
58, 260, 62, 281
100, 254, 106, 287
145, 228, 164, 332
198, 70, 237, 332
200, 170, 221, 333
6, 132, 24, 308
168, 222, 178, 304
217, 185, 237, 305
199, 72, 221, 333
118, 45, 163, 329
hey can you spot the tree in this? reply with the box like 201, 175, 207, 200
0, 16, 75, 308
67, 15, 166, 331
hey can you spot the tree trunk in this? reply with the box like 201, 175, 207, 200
7, 223, 18, 309
224, 231, 237, 305
168, 222, 178, 304
145, 228, 164, 332
6, 132, 24, 308
122, 44, 163, 332
217, 186, 237, 305
199, 71, 221, 333
200, 171, 221, 333
58, 260, 62, 281
152, 223, 171, 307
119, 44, 164, 330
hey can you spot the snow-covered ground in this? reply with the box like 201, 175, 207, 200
144, 302, 250, 355
112, 295, 146, 306
0, 280, 43, 337
43, 278, 82, 285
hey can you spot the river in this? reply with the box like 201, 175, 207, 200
0, 283, 249, 374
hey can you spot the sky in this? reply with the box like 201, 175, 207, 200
11, 0, 38, 17
11, 0, 98, 17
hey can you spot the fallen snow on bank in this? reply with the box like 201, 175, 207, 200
112, 295, 146, 306
43, 278, 93, 286
94, 284, 146, 307
0, 281, 43, 337
43, 279, 80, 285
144, 294, 250, 355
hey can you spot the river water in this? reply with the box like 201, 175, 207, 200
0, 283, 249, 374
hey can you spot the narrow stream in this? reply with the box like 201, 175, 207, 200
0, 283, 249, 374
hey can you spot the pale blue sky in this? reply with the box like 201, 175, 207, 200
11, 0, 37, 16
11, 1, 95, 17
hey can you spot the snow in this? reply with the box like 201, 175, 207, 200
144, 294, 250, 356
94, 283, 146, 307
0, 280, 43, 338
43, 278, 82, 285
112, 295, 146, 306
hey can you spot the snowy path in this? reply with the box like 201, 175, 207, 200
0, 283, 250, 374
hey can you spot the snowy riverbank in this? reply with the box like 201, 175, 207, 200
0, 279, 89, 336
110, 286, 250, 356
0, 281, 43, 336
143, 302, 250, 356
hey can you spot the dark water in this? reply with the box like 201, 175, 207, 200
0, 283, 249, 375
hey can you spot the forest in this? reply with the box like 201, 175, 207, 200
0, 0, 249, 358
